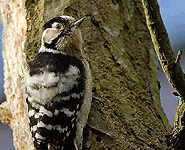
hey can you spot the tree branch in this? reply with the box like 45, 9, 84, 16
141, 0, 185, 148
141, 0, 185, 98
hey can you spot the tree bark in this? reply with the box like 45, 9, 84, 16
0, 0, 171, 149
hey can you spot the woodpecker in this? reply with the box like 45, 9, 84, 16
24, 15, 92, 150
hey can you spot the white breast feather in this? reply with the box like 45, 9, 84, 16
24, 65, 80, 105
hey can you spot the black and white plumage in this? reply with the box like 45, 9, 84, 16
24, 16, 92, 150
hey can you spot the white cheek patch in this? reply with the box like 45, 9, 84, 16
42, 28, 61, 44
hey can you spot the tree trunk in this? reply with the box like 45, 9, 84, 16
0, 0, 171, 149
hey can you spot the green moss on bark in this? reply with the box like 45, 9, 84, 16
25, 0, 45, 61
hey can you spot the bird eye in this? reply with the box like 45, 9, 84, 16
52, 23, 64, 29
55, 24, 61, 29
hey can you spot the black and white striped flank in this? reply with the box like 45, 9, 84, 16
25, 52, 85, 150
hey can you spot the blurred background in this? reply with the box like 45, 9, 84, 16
0, 0, 185, 149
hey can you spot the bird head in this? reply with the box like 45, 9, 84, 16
40, 15, 85, 58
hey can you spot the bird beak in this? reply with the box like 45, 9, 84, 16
71, 17, 85, 28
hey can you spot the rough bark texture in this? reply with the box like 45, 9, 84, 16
141, 0, 185, 149
0, 0, 35, 149
0, 0, 171, 149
